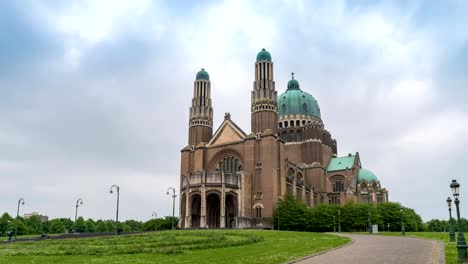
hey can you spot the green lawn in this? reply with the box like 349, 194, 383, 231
0, 230, 350, 264
376, 232, 461, 264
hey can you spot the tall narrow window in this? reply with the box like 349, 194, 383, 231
256, 207, 262, 218
297, 130, 302, 142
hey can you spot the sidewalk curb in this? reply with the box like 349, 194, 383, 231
287, 236, 355, 264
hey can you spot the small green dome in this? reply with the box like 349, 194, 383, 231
278, 74, 321, 119
196, 68, 209, 80
358, 168, 380, 183
256, 48, 271, 62
287, 79, 300, 90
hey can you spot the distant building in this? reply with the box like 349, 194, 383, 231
24, 212, 49, 222
179, 49, 389, 229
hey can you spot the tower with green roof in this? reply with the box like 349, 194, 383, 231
251, 48, 278, 134
188, 68, 213, 145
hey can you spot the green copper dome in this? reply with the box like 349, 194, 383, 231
358, 168, 379, 183
196, 68, 209, 80
278, 74, 321, 118
256, 48, 271, 62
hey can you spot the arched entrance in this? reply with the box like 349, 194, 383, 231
225, 193, 238, 228
191, 194, 201, 228
206, 193, 220, 228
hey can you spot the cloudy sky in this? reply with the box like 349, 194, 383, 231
1, 0, 467, 222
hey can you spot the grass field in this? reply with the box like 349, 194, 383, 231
0, 230, 350, 264
377, 232, 461, 264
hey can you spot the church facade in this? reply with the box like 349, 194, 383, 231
179, 49, 388, 229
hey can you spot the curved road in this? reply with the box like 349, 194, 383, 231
297, 234, 444, 264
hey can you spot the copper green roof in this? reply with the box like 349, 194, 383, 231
278, 74, 321, 118
196, 68, 209, 80
358, 168, 379, 183
326, 155, 356, 172
256, 48, 271, 62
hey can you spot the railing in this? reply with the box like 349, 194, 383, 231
182, 171, 240, 187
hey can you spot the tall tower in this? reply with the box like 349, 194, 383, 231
188, 68, 213, 145
251, 48, 278, 134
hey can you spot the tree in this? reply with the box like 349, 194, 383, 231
96, 220, 108, 232
49, 219, 65, 234
74, 217, 86, 233
25, 215, 42, 234
0, 213, 14, 236
85, 219, 96, 233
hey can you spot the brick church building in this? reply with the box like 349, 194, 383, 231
179, 49, 388, 229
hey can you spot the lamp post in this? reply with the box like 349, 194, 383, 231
74, 198, 83, 223
14, 198, 25, 240
166, 187, 177, 230
447, 197, 456, 242
361, 189, 372, 234
109, 185, 120, 235
450, 179, 468, 262
338, 209, 341, 233
400, 207, 405, 236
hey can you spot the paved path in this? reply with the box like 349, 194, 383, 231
296, 234, 443, 264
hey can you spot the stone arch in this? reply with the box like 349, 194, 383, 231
225, 192, 238, 228
190, 193, 201, 228
206, 192, 221, 228
208, 148, 243, 171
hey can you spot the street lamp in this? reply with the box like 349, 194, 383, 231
75, 198, 83, 223
450, 179, 468, 262
166, 187, 177, 230
338, 209, 341, 233
110, 185, 120, 235
361, 189, 372, 234
14, 198, 25, 240
447, 197, 456, 242
400, 207, 405, 236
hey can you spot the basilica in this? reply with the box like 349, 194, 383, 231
179, 49, 388, 229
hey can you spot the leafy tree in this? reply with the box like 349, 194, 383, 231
49, 219, 65, 234
124, 220, 143, 231
0, 213, 14, 236
85, 219, 96, 233
96, 220, 108, 232
58, 218, 74, 232
25, 215, 42, 234
74, 217, 87, 233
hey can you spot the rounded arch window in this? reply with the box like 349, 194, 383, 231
219, 156, 241, 174
333, 180, 344, 192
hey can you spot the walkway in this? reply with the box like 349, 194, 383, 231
296, 234, 443, 264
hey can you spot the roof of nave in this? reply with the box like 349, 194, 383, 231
326, 154, 356, 172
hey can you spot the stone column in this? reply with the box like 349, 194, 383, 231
292, 176, 297, 198
302, 187, 306, 203
310, 187, 315, 208
201, 186, 206, 228
185, 189, 191, 228
220, 172, 226, 228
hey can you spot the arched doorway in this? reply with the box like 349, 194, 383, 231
225, 193, 238, 228
191, 194, 201, 228
206, 193, 220, 228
